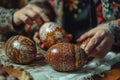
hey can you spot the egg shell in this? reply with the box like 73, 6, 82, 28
46, 43, 88, 71
5, 35, 37, 64
39, 22, 67, 48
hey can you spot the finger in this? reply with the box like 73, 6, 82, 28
76, 30, 94, 43
33, 32, 39, 39
33, 32, 41, 44
19, 14, 33, 25
13, 18, 22, 26
24, 9, 37, 20
85, 32, 104, 54
35, 17, 44, 25
31, 5, 50, 22
24, 9, 44, 24
91, 37, 111, 58
97, 36, 111, 53
40, 44, 45, 49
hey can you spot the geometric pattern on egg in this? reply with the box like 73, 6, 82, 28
39, 22, 67, 48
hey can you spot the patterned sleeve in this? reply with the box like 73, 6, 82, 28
107, 19, 120, 44
101, 0, 120, 44
0, 7, 17, 33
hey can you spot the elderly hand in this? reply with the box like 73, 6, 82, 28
77, 24, 115, 58
13, 4, 49, 26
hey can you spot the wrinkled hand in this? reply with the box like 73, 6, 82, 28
33, 32, 73, 49
13, 4, 49, 26
77, 24, 114, 58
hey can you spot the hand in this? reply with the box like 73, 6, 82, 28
13, 4, 50, 26
77, 24, 115, 58
33, 32, 73, 49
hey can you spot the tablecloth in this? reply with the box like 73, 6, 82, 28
0, 47, 120, 80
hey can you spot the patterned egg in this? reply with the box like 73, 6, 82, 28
39, 22, 68, 49
5, 35, 37, 64
46, 43, 88, 71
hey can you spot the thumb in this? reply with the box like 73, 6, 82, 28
33, 32, 41, 44
13, 12, 23, 26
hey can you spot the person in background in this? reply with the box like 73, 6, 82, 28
77, 0, 120, 58
34, 0, 120, 58
1, 0, 120, 58
34, 0, 98, 46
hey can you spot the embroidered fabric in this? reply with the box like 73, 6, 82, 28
0, 48, 120, 80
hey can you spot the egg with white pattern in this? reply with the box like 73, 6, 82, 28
39, 22, 69, 49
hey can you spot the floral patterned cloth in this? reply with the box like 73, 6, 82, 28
0, 0, 120, 43
97, 0, 120, 44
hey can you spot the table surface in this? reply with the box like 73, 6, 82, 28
0, 42, 120, 80
92, 62, 120, 80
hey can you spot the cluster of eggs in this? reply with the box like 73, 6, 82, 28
5, 22, 88, 72
39, 22, 88, 71
5, 35, 37, 64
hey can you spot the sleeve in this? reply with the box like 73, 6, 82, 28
101, 0, 120, 44
0, 7, 19, 33
106, 19, 120, 44
101, 0, 115, 21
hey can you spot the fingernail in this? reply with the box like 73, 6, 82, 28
80, 43, 86, 49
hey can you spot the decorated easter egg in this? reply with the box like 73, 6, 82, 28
5, 35, 37, 64
46, 43, 88, 71
39, 22, 68, 49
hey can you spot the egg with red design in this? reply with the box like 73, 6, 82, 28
46, 43, 88, 71
39, 22, 70, 49
5, 35, 37, 64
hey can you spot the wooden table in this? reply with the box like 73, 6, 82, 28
91, 62, 120, 80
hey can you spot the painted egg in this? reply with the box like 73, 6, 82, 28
46, 43, 88, 71
39, 22, 68, 49
5, 35, 37, 64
